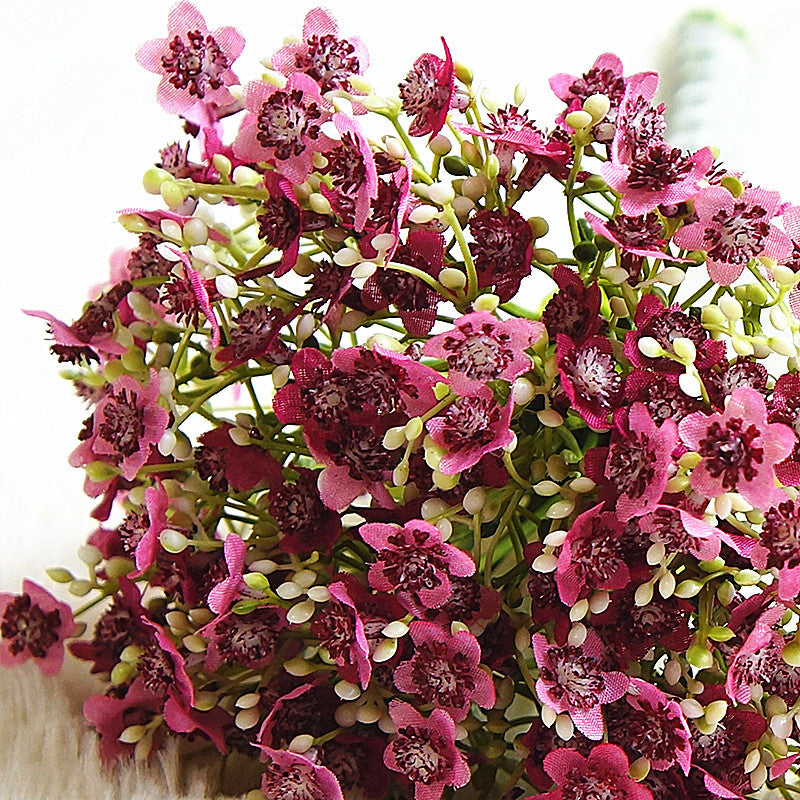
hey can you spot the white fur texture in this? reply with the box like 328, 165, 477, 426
0, 660, 242, 800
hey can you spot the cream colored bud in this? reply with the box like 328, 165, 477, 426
638, 336, 664, 358
439, 267, 467, 290
672, 337, 697, 362
426, 182, 456, 206
333, 247, 361, 267
473, 293, 500, 312
719, 295, 743, 320
565, 109, 593, 130
429, 134, 452, 156
513, 82, 527, 106
609, 296, 629, 317
678, 371, 704, 399
582, 93, 610, 122
408, 204, 439, 224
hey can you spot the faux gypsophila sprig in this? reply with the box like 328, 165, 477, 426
9, 3, 800, 799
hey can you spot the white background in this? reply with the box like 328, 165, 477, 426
1, 0, 800, 591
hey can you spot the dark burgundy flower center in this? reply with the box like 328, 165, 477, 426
439, 395, 503, 454
646, 508, 695, 554
632, 375, 699, 424
762, 499, 800, 569
161, 30, 229, 98
72, 281, 133, 343
256, 89, 322, 160
626, 143, 693, 191
195, 445, 228, 491
606, 431, 657, 500
563, 766, 625, 799
98, 388, 146, 459
262, 760, 324, 800
230, 305, 286, 361
326, 132, 366, 195
641, 310, 706, 355
704, 202, 769, 265
312, 601, 356, 662
442, 324, 514, 383
698, 417, 763, 489
409, 640, 476, 708
610, 700, 685, 766
606, 212, 665, 249
392, 725, 448, 784
118, 509, 150, 556
571, 520, 625, 588
399, 57, 448, 116
295, 33, 360, 93
257, 194, 300, 250
569, 67, 625, 104
735, 637, 800, 703
138, 642, 175, 695
380, 531, 449, 596
0, 595, 60, 658
215, 608, 282, 666
324, 424, 401, 481
561, 346, 621, 408
543, 646, 606, 709
543, 284, 595, 341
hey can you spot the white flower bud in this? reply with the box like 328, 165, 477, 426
637, 336, 664, 358
719, 295, 743, 320
473, 293, 500, 312
555, 713, 575, 741
582, 93, 610, 122
653, 266, 685, 286
672, 337, 697, 362
532, 553, 558, 573
333, 247, 361, 267
426, 182, 456, 206
512, 377, 535, 405
513, 82, 527, 106
408, 204, 439, 224
463, 487, 487, 515
565, 109, 593, 130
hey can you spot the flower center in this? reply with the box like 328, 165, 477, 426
215, 608, 282, 666
698, 417, 764, 490
326, 132, 366, 195
138, 642, 175, 696
439, 395, 503, 454
0, 595, 60, 658
393, 726, 447, 784
443, 325, 513, 383
295, 33, 360, 93
256, 89, 322, 160
704, 202, 769, 265
606, 432, 657, 500
545, 646, 606, 710
161, 30, 229, 99
563, 767, 624, 800
98, 388, 146, 459
626, 143, 693, 191
762, 499, 800, 569
262, 761, 322, 800
410, 641, 476, 708
562, 346, 620, 408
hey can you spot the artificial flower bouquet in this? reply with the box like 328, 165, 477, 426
6, 3, 800, 799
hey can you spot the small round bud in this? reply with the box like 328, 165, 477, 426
442, 155, 471, 176
528, 216, 549, 239
701, 305, 727, 326
686, 643, 714, 670
473, 293, 500, 312
609, 296, 629, 318
408, 205, 439, 224
638, 336, 664, 358
582, 93, 610, 122
429, 134, 452, 156
142, 167, 171, 194
565, 109, 593, 130
513, 82, 527, 106
719, 295, 743, 320
672, 337, 697, 362
573, 241, 598, 263
485, 154, 500, 180
427, 182, 456, 206
439, 267, 467, 290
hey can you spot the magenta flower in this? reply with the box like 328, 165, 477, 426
207, 533, 246, 615
602, 142, 712, 216
383, 700, 471, 800
751, 498, 800, 601
532, 629, 629, 740
769, 373, 800, 486
556, 505, 630, 606
541, 265, 603, 345
393, 621, 495, 721
261, 747, 344, 800
426, 388, 515, 475
233, 73, 333, 184
399, 38, 456, 139
201, 605, 286, 672
678, 386, 795, 508
423, 311, 543, 396
609, 71, 664, 165
622, 679, 693, 774
132, 483, 170, 576
556, 334, 623, 430
638, 505, 721, 562
0, 580, 75, 676
624, 370, 702, 426
138, 618, 195, 709
310, 579, 372, 689
602, 402, 678, 521
673, 185, 792, 285
135, 2, 244, 120
586, 211, 689, 262
529, 743, 653, 800
359, 519, 475, 612
270, 7, 368, 93
469, 208, 534, 302
69, 369, 169, 482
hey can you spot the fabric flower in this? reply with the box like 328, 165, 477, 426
383, 700, 470, 800
260, 747, 344, 800
393, 621, 495, 721
233, 73, 333, 185
673, 185, 792, 285
206, 533, 246, 615
201, 605, 286, 672
533, 629, 629, 740
69, 369, 170, 482
528, 743, 653, 800
270, 7, 368, 93
359, 519, 475, 612
0, 580, 75, 676
541, 265, 603, 345
678, 386, 795, 508
132, 483, 170, 575
751, 498, 800, 601
135, 2, 244, 120
768, 373, 800, 486
423, 311, 543, 396
399, 38, 456, 139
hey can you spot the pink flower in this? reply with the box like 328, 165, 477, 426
383, 700, 470, 800
393, 621, 495, 721
310, 579, 372, 689
541, 265, 603, 345
200, 606, 286, 672
261, 747, 344, 800
769, 373, 800, 486
69, 369, 169, 482
622, 679, 693, 774
207, 533, 246, 615
673, 185, 792, 285
609, 71, 664, 164
638, 505, 721, 562
533, 629, 629, 740
359, 519, 475, 612
602, 403, 678, 521
751, 498, 800, 601
399, 39, 456, 139
469, 208, 534, 302
135, 2, 244, 119
586, 211, 689, 262
529, 743, 653, 800
556, 505, 630, 606
602, 143, 713, 216
556, 334, 623, 430
678, 386, 795, 508
426, 388, 515, 474
624, 370, 702, 425
132, 483, 170, 575
233, 73, 333, 185
269, 7, 369, 94
0, 580, 75, 676
423, 311, 543, 396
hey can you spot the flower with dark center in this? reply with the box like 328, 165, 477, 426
260, 747, 344, 800
469, 208, 533, 302
136, 5, 244, 118
638, 506, 721, 561
117, 509, 150, 556
383, 701, 470, 798
160, 270, 221, 329
557, 335, 622, 429
138, 642, 176, 696
203, 607, 285, 672
624, 370, 701, 424
533, 629, 629, 740
674, 185, 792, 285
194, 445, 228, 491
626, 143, 693, 191
751, 499, 800, 601
256, 89, 322, 159
257, 191, 300, 252
223, 304, 289, 365
125, 233, 174, 301
542, 265, 603, 344
0, 584, 72, 674
399, 39, 455, 138
394, 621, 494, 721
325, 423, 401, 482
97, 388, 146, 459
